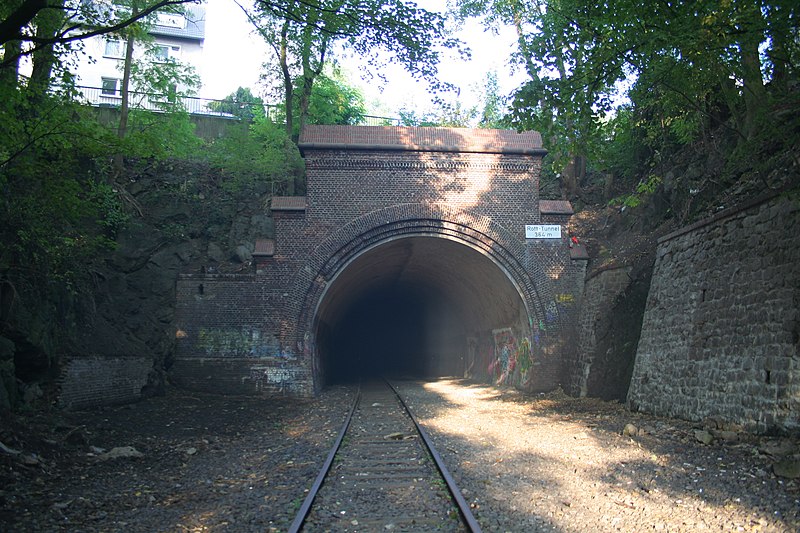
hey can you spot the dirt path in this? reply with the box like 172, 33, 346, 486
1, 381, 798, 532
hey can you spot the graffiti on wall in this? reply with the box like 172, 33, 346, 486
298, 332, 315, 359
555, 293, 574, 304
516, 337, 533, 384
248, 358, 303, 394
486, 328, 537, 387
196, 328, 284, 358
489, 328, 517, 384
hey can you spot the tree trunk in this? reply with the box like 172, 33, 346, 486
604, 172, 614, 201
278, 20, 294, 141
278, 27, 295, 195
561, 156, 580, 199
737, 3, 766, 141
27, 0, 65, 97
766, 5, 790, 93
0, 0, 47, 49
0, 40, 21, 91
113, 13, 137, 176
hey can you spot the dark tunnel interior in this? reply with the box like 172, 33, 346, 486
314, 236, 527, 386
323, 283, 464, 383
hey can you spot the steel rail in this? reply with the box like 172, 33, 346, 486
288, 380, 481, 532
387, 380, 483, 533
287, 386, 361, 533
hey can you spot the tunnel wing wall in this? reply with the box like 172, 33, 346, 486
172, 273, 313, 396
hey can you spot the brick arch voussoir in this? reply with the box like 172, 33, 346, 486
288, 203, 545, 349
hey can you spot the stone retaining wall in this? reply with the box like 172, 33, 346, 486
571, 266, 632, 397
628, 190, 800, 433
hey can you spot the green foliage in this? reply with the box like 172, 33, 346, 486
305, 71, 366, 126
395, 72, 510, 129
477, 71, 509, 129
208, 87, 267, 121
126, 50, 201, 112
0, 93, 125, 284
398, 108, 441, 127
608, 175, 663, 209
398, 98, 477, 128
462, 0, 799, 206
120, 109, 202, 159
203, 116, 301, 195
253, 0, 461, 133
254, 0, 461, 84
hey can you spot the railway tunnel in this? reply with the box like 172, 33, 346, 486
314, 235, 528, 385
171, 126, 581, 399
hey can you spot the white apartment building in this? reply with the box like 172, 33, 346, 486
70, 4, 206, 110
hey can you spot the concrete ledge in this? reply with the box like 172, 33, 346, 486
540, 200, 574, 215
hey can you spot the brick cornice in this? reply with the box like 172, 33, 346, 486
304, 156, 538, 172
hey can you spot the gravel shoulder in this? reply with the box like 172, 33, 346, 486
397, 379, 800, 533
2, 380, 798, 532
1, 386, 354, 532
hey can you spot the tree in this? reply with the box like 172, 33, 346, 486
204, 113, 303, 196
248, 0, 462, 146
398, 96, 477, 128
459, 0, 800, 197
98, 1, 200, 173
0, 0, 197, 70
477, 71, 509, 129
208, 87, 267, 121
304, 67, 365, 126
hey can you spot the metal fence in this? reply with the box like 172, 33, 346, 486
72, 86, 400, 126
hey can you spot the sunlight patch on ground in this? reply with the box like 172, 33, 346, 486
413, 379, 780, 532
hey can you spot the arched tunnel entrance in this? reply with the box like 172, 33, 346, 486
314, 236, 529, 385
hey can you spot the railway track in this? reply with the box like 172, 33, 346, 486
288, 380, 481, 532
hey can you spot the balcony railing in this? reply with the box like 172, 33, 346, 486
72, 86, 400, 126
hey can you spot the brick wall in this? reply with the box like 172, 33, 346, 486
59, 356, 153, 409
172, 272, 313, 395
169, 358, 312, 396
172, 126, 586, 396
628, 190, 800, 432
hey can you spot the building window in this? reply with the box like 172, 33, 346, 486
153, 44, 180, 62
103, 39, 125, 58
155, 13, 186, 28
101, 77, 119, 96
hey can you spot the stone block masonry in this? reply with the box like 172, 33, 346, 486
628, 189, 800, 433
571, 266, 633, 397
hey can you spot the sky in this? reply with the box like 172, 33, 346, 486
200, 0, 527, 119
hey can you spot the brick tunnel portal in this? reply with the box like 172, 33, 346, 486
314, 236, 528, 385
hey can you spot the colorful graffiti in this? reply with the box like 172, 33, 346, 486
196, 328, 283, 358
545, 301, 558, 325
489, 328, 517, 384
517, 337, 533, 384
555, 293, 575, 304
486, 329, 537, 387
